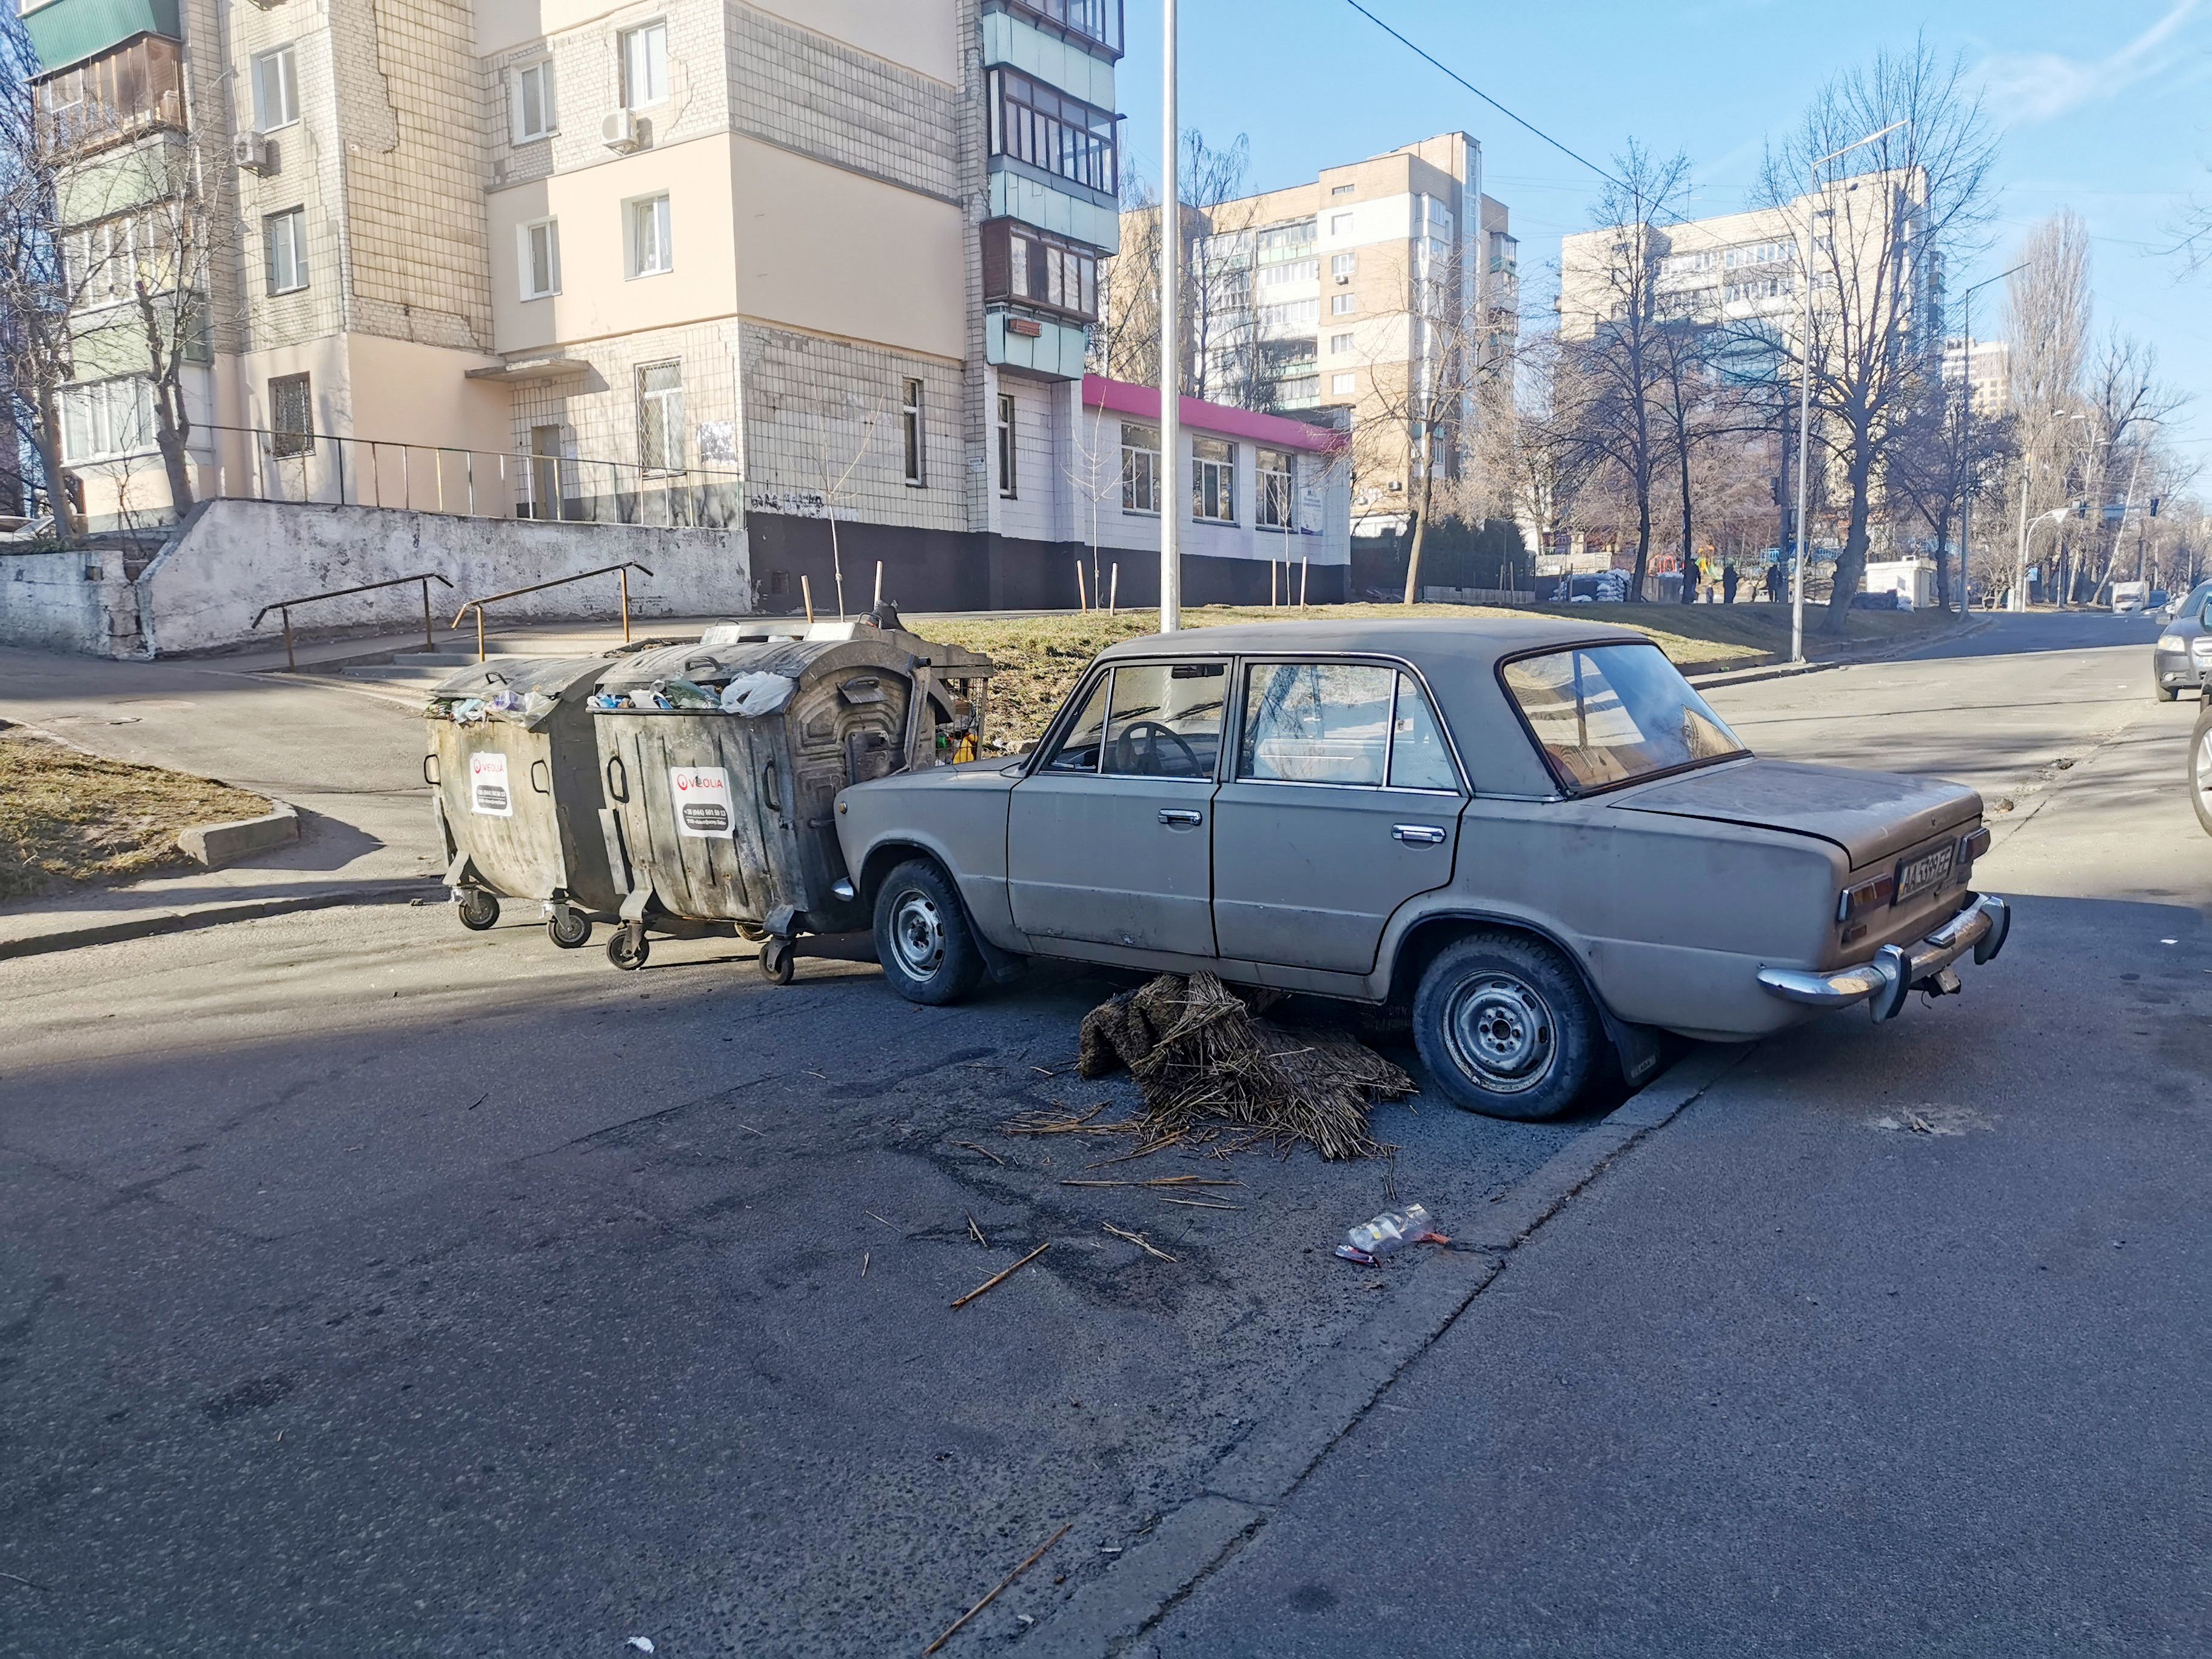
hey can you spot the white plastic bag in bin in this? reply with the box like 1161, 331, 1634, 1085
720, 672, 796, 717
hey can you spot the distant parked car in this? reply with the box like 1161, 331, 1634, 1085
2154, 579, 2212, 701
1852, 590, 1909, 612
834, 618, 2011, 1121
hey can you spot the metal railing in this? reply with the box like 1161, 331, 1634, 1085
201, 423, 745, 529
452, 561, 654, 662
252, 572, 454, 670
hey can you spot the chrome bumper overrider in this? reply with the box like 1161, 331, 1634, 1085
1757, 893, 2011, 1021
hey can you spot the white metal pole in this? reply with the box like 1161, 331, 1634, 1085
1158, 0, 1182, 632
1791, 172, 1815, 665
1958, 291, 1972, 620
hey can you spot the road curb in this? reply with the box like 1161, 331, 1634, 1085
1033, 1042, 1750, 1658
0, 879, 442, 962
1686, 615, 1996, 694
178, 802, 301, 868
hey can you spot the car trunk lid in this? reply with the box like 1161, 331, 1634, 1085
1609, 758, 1980, 868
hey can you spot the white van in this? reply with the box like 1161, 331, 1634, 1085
2113, 581, 2149, 614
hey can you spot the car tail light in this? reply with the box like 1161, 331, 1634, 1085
1837, 871, 1896, 923
1959, 825, 1992, 866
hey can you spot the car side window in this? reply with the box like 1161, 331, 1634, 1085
1238, 662, 1393, 785
1042, 672, 1111, 773
1388, 673, 1459, 791
1102, 662, 1224, 778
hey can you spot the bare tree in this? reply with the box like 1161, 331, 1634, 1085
0, 5, 77, 541
1739, 39, 1996, 631
1885, 371, 2013, 608
1093, 177, 1161, 384
1094, 129, 1255, 401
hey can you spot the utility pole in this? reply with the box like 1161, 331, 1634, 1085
1158, 0, 1182, 632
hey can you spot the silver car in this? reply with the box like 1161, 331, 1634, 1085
2156, 580, 2212, 701
833, 620, 2011, 1120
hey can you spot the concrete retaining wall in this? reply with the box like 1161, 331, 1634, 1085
1, 499, 752, 658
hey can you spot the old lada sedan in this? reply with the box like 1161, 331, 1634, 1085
831, 620, 2011, 1120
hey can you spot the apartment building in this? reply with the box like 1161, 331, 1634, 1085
1942, 336, 2009, 420
1124, 133, 1515, 540
21, 0, 1185, 608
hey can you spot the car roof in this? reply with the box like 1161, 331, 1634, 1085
1093, 615, 1644, 666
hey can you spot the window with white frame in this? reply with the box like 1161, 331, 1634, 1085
996, 392, 1017, 498
1331, 293, 1356, 315
619, 21, 668, 108
1331, 372, 1356, 395
263, 206, 307, 294
1120, 421, 1159, 513
637, 361, 683, 474
1191, 435, 1235, 524
1258, 299, 1317, 329
1329, 212, 1353, 235
1256, 447, 1293, 529
511, 58, 554, 143
625, 193, 671, 276
1330, 252, 1356, 278
518, 217, 560, 298
1259, 258, 1316, 286
1329, 332, 1355, 355
902, 378, 926, 486
59, 377, 155, 462
251, 45, 297, 132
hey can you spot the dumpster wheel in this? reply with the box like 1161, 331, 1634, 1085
547, 906, 592, 950
607, 923, 651, 972
457, 889, 501, 931
759, 937, 797, 985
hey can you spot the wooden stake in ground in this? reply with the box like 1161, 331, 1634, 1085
922, 1521, 1072, 1655
950, 1241, 1050, 1310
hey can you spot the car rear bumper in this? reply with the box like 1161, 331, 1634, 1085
1755, 893, 2011, 1021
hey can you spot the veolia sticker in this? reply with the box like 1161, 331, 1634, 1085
469, 751, 513, 817
670, 765, 735, 838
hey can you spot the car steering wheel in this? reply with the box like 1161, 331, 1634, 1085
1115, 719, 1203, 777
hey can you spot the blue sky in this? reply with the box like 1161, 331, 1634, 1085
1114, 0, 2212, 471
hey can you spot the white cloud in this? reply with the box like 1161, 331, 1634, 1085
1978, 0, 2207, 124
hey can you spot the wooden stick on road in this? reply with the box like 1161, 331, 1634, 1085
922, 1521, 1072, 1654
949, 1241, 1050, 1310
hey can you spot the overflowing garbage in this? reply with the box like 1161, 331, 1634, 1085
1076, 972, 1415, 1161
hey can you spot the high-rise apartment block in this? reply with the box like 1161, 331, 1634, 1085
24, 0, 1267, 608
1941, 337, 2009, 420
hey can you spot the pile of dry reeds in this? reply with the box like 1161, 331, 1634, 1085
1074, 973, 1412, 1160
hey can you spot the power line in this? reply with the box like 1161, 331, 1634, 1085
1339, 0, 1625, 191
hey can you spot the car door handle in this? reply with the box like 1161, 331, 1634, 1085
1392, 823, 1447, 845
1159, 808, 1204, 826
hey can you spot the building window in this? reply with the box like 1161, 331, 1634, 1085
1259, 258, 1318, 286
619, 21, 668, 109
1191, 436, 1235, 524
637, 361, 683, 474
1330, 181, 1355, 198
1329, 332, 1355, 355
1329, 212, 1353, 235
996, 393, 1017, 498
902, 378, 925, 486
1256, 447, 1293, 530
1257, 299, 1318, 330
251, 45, 298, 132
1330, 252, 1356, 279
511, 59, 554, 143
1121, 421, 1159, 514
988, 67, 1116, 195
518, 217, 560, 299
263, 206, 307, 294
59, 377, 154, 463
625, 193, 671, 277
1331, 293, 1356, 316
1331, 372, 1356, 395
993, 224, 1099, 321
269, 373, 313, 457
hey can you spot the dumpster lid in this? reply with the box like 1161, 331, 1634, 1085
597, 631, 994, 694
694, 617, 996, 676
429, 656, 615, 702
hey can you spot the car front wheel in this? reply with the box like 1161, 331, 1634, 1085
873, 859, 987, 1006
2191, 704, 2212, 838
1413, 931, 1605, 1122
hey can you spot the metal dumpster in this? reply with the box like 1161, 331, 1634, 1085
425, 657, 622, 948
590, 622, 995, 977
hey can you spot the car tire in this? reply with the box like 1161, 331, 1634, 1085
873, 859, 987, 1006
2191, 706, 2212, 839
1412, 931, 1606, 1122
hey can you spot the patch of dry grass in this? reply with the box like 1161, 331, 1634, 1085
0, 724, 272, 901
925, 600, 1949, 754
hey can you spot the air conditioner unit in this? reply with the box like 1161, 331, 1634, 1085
1335, 274, 1350, 285
232, 131, 270, 173
600, 109, 643, 152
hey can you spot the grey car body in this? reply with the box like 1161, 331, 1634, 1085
834, 618, 2008, 1113
2155, 580, 2212, 699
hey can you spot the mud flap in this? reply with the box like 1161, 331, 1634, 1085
1601, 1010, 1666, 1088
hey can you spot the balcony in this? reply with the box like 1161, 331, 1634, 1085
34, 31, 185, 156
22, 0, 179, 75
990, 0, 1123, 58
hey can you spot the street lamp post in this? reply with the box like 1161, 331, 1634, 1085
1954, 263, 2023, 620
1790, 119, 1905, 665
1158, 0, 1182, 632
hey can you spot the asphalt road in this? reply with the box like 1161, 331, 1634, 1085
1, 610, 2197, 1656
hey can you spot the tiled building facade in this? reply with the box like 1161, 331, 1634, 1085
27, 0, 1288, 606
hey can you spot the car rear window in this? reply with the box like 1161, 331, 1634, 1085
1501, 642, 1746, 794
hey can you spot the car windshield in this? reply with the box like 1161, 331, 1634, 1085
1501, 642, 1748, 793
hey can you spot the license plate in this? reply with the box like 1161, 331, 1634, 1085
1894, 843, 1956, 903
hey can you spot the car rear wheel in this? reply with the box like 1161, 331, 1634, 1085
1413, 932, 1604, 1122
2191, 706, 2212, 838
873, 859, 987, 1006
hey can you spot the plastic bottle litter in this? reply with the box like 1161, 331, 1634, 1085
1335, 1203, 1437, 1265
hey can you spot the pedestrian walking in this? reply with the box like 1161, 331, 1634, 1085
1765, 562, 1784, 603
1681, 559, 1698, 604
1722, 563, 1739, 605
